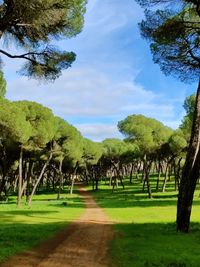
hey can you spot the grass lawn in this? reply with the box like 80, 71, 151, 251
0, 189, 84, 263
89, 176, 200, 267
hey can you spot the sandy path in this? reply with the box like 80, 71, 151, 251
0, 188, 114, 267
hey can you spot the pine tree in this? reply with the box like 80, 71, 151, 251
0, 0, 87, 80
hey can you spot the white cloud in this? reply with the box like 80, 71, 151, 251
6, 67, 174, 117
85, 0, 143, 33
6, 66, 183, 140
75, 123, 122, 142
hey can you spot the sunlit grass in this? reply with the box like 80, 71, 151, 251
0, 190, 84, 262
89, 175, 200, 267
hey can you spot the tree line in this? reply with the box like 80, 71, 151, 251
0, 70, 193, 225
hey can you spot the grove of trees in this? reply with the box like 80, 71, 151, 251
1, 0, 200, 237
0, 67, 193, 221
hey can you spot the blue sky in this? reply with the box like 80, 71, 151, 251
2, 0, 196, 141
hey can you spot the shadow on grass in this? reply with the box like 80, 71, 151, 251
112, 222, 200, 267
90, 187, 200, 209
0, 221, 66, 263
1, 219, 200, 267
0, 209, 69, 225
0, 220, 114, 266
0, 209, 58, 216
0, 206, 84, 225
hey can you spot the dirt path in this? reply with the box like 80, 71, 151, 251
0, 188, 114, 267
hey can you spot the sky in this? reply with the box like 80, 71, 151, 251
2, 0, 196, 141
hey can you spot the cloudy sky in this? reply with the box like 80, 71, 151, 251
2, 0, 196, 141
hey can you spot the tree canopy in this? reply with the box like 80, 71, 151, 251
0, 0, 87, 80
118, 114, 172, 154
137, 2, 200, 82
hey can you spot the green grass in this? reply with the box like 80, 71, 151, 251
0, 190, 84, 262
89, 176, 200, 267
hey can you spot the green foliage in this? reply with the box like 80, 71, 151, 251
0, 99, 32, 144
54, 117, 83, 166
14, 101, 57, 147
169, 130, 187, 154
82, 138, 102, 165
62, 125, 83, 165
136, 0, 200, 9
0, 0, 87, 80
0, 71, 6, 98
102, 138, 129, 159
183, 94, 196, 119
0, 0, 86, 42
118, 115, 173, 154
20, 48, 76, 80
180, 94, 196, 141
122, 142, 140, 162
137, 1, 200, 82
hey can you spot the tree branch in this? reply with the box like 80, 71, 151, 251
0, 49, 44, 65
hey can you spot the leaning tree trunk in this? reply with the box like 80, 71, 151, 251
177, 79, 200, 232
27, 153, 52, 206
162, 161, 169, 193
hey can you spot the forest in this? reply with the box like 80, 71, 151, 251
0, 0, 200, 267
0, 86, 193, 205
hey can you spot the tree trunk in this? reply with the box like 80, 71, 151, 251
156, 161, 162, 191
109, 170, 113, 187
57, 159, 63, 200
17, 147, 23, 207
70, 163, 78, 195
85, 167, 89, 185
162, 161, 169, 193
129, 162, 134, 184
177, 79, 200, 232
28, 153, 52, 206
112, 161, 125, 189
26, 162, 34, 203
142, 156, 152, 198
0, 174, 6, 196
146, 170, 152, 199
145, 160, 152, 199
70, 174, 75, 194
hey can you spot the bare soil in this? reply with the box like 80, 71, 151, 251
0, 187, 114, 267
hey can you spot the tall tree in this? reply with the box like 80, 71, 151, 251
54, 117, 83, 194
118, 114, 172, 197
0, 0, 87, 80
81, 138, 102, 190
136, 0, 200, 232
0, 99, 32, 206
14, 100, 57, 205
